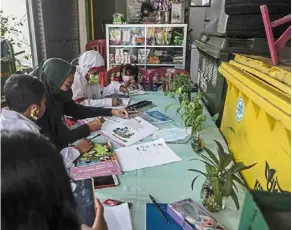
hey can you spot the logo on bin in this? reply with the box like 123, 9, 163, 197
236, 97, 244, 122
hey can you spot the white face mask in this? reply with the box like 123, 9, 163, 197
122, 75, 131, 82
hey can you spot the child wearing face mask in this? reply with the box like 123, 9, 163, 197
119, 64, 144, 92
72, 50, 122, 107
106, 64, 144, 95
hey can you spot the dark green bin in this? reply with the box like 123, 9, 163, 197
239, 191, 291, 230
194, 33, 270, 127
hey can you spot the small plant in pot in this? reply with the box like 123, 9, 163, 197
164, 73, 192, 102
165, 89, 206, 152
188, 140, 256, 213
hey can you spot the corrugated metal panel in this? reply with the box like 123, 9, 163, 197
27, 0, 80, 64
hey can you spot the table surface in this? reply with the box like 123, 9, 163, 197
94, 92, 244, 230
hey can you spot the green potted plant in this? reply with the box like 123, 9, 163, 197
188, 140, 256, 212
164, 74, 192, 101
165, 88, 206, 152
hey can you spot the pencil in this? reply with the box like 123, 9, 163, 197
149, 194, 170, 224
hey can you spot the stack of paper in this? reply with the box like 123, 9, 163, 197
104, 203, 133, 230
102, 117, 159, 146
115, 138, 182, 171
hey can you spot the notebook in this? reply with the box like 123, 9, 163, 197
70, 142, 121, 180
104, 203, 133, 230
146, 203, 182, 230
143, 111, 173, 124
72, 178, 95, 227
102, 117, 158, 146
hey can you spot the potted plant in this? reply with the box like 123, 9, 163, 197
165, 88, 206, 152
164, 73, 192, 101
188, 140, 256, 212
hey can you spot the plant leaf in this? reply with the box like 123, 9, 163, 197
203, 147, 220, 166
214, 140, 226, 164
220, 153, 233, 169
232, 181, 239, 193
229, 162, 257, 174
188, 169, 207, 177
191, 175, 201, 190
197, 152, 218, 167
164, 103, 174, 113
205, 164, 216, 177
222, 174, 233, 197
230, 188, 240, 210
232, 174, 246, 188
212, 113, 219, 122
211, 177, 221, 205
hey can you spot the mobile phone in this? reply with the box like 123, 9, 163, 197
72, 178, 96, 227
93, 175, 119, 189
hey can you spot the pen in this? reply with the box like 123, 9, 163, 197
87, 133, 101, 141
149, 194, 170, 224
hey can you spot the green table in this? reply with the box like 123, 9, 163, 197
94, 92, 244, 230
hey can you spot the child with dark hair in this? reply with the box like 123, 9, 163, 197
1, 74, 94, 167
1, 130, 108, 230
105, 64, 144, 95
119, 64, 144, 91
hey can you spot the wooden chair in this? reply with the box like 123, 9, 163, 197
106, 65, 148, 90
85, 39, 107, 66
148, 67, 190, 91
261, 5, 291, 65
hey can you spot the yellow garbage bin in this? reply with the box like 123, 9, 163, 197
219, 55, 291, 192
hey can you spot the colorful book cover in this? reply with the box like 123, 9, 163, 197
167, 198, 226, 230
143, 111, 172, 124
70, 142, 121, 179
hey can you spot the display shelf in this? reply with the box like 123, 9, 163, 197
106, 24, 187, 70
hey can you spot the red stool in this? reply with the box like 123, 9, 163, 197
261, 5, 291, 65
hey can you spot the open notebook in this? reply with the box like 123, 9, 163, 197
104, 203, 133, 230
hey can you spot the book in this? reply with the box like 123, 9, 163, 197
70, 142, 121, 180
143, 111, 173, 124
167, 198, 226, 230
102, 117, 159, 147
72, 178, 96, 227
146, 203, 181, 230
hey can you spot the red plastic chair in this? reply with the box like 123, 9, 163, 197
261, 5, 291, 65
148, 67, 190, 91
85, 39, 107, 66
106, 66, 148, 90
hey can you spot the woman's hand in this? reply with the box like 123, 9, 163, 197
111, 108, 128, 118
81, 199, 108, 230
112, 98, 122, 106
75, 138, 94, 153
119, 85, 129, 94
87, 119, 103, 132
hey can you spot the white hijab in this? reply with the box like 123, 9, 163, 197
76, 50, 105, 78
72, 50, 113, 106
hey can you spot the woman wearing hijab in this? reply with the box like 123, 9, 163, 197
72, 50, 125, 107
31, 58, 128, 149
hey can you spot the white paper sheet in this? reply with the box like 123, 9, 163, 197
115, 138, 182, 171
104, 203, 133, 230
102, 117, 159, 147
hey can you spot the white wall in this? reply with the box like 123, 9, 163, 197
78, 0, 87, 53
188, 7, 206, 39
